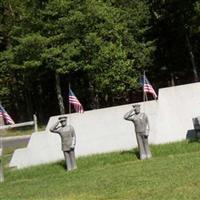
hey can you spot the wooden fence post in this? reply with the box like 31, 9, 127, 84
0, 147, 4, 182
33, 114, 38, 132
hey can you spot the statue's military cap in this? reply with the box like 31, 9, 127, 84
58, 116, 67, 121
132, 104, 140, 108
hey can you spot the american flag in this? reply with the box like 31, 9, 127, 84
0, 104, 15, 125
140, 75, 157, 99
69, 88, 84, 113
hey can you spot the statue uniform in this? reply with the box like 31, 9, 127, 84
50, 117, 77, 171
124, 105, 152, 160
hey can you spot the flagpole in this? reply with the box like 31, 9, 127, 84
68, 82, 71, 125
142, 70, 146, 113
145, 92, 148, 101
143, 71, 149, 102
143, 71, 146, 103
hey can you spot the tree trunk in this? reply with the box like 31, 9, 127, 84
55, 72, 65, 114
89, 82, 99, 109
186, 34, 199, 82
10, 73, 20, 121
170, 72, 175, 86
23, 74, 33, 121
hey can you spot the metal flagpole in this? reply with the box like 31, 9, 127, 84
143, 71, 146, 103
145, 91, 148, 101
143, 71, 148, 113
143, 71, 149, 101
68, 82, 72, 125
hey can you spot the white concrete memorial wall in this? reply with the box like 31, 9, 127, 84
10, 82, 200, 169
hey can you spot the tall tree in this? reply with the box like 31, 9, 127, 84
150, 0, 199, 86
0, 0, 156, 121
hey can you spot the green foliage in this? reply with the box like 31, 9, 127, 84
0, 125, 45, 137
150, 0, 200, 85
12, 33, 47, 69
2, 0, 200, 120
0, 0, 155, 116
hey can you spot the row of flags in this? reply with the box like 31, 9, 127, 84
68, 74, 157, 113
0, 88, 84, 125
0, 74, 157, 125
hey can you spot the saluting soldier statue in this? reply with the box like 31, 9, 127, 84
50, 116, 77, 171
124, 104, 152, 160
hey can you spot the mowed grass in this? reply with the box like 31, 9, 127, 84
0, 125, 45, 137
1, 140, 200, 200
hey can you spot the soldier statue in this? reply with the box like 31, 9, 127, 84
124, 104, 152, 160
50, 116, 77, 171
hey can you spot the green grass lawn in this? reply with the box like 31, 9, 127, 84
0, 125, 45, 137
1, 140, 200, 200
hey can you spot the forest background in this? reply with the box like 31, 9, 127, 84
1, 0, 200, 123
